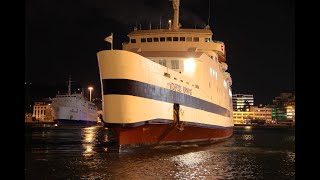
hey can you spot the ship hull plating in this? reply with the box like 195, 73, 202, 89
52, 106, 97, 125
106, 120, 233, 146
98, 50, 234, 146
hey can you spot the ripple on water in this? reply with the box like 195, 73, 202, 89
25, 126, 295, 179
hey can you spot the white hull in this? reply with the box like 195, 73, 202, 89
52, 106, 97, 122
98, 50, 233, 128
51, 93, 98, 124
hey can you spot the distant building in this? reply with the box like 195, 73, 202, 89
286, 105, 295, 121
232, 94, 254, 111
269, 93, 295, 122
25, 113, 34, 123
233, 111, 253, 124
232, 106, 272, 124
32, 101, 53, 122
250, 106, 272, 123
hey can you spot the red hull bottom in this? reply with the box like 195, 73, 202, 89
110, 123, 234, 147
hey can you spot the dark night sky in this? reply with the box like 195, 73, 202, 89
25, 0, 295, 105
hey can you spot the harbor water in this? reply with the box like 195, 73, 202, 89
25, 125, 295, 179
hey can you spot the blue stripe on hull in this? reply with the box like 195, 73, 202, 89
102, 79, 232, 118
55, 119, 97, 125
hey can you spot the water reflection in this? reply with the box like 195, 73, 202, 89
82, 126, 96, 157
25, 125, 295, 179
171, 151, 210, 167
242, 134, 254, 141
171, 151, 212, 179
82, 126, 95, 143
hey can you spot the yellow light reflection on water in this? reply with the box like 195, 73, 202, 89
242, 134, 254, 141
85, 146, 92, 152
83, 126, 96, 143
82, 126, 97, 157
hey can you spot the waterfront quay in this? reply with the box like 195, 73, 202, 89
235, 123, 295, 128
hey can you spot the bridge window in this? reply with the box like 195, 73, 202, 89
130, 39, 136, 43
186, 37, 192, 41
160, 37, 165, 42
193, 37, 199, 42
153, 37, 159, 42
167, 37, 172, 41
180, 37, 185, 41
141, 38, 146, 43
205, 37, 210, 42
173, 37, 179, 41
147, 38, 152, 42
171, 60, 179, 69
159, 59, 167, 66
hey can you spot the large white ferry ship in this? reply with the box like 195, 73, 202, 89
97, 0, 234, 147
51, 77, 98, 125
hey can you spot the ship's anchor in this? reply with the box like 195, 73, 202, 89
173, 103, 185, 131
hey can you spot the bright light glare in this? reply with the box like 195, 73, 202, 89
229, 89, 232, 97
184, 58, 196, 73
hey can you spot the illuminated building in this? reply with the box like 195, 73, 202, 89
250, 106, 272, 123
32, 102, 53, 122
270, 93, 295, 121
232, 94, 254, 111
233, 111, 253, 124
286, 105, 295, 122
232, 106, 272, 124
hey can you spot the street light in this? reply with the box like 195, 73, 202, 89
88, 87, 93, 102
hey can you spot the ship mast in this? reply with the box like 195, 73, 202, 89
68, 75, 72, 95
172, 0, 180, 30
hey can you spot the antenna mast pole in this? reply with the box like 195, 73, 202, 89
172, 0, 180, 30
68, 75, 72, 95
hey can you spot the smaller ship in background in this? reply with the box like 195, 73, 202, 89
51, 76, 98, 125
